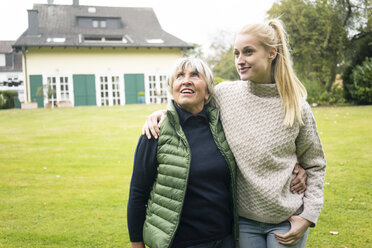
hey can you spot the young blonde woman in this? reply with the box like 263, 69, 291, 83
142, 19, 325, 248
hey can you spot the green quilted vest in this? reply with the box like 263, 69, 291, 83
143, 101, 238, 248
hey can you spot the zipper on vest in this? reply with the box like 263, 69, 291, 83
167, 129, 192, 248
211, 113, 239, 240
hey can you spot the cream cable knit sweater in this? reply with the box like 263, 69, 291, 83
214, 81, 326, 225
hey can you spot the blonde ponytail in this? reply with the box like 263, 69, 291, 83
269, 20, 307, 127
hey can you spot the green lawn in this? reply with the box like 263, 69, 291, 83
0, 105, 371, 247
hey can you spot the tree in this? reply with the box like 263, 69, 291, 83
182, 43, 204, 59
267, 0, 349, 90
342, 0, 372, 101
205, 29, 239, 81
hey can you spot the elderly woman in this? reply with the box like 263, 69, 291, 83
127, 57, 238, 248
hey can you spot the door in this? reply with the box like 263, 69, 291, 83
73, 74, 96, 106
30, 75, 43, 108
124, 74, 145, 104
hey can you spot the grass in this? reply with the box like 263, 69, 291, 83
0, 105, 371, 247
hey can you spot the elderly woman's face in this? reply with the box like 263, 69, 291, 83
172, 66, 209, 115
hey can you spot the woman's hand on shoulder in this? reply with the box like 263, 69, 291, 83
274, 216, 312, 245
142, 110, 166, 139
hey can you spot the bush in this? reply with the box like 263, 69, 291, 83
0, 94, 5, 107
302, 79, 345, 106
214, 76, 227, 85
0, 90, 18, 109
349, 57, 372, 104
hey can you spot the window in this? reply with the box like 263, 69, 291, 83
97, 74, 123, 106
83, 35, 125, 43
60, 76, 69, 101
146, 39, 164, 44
92, 20, 99, 28
112, 76, 120, 105
88, 7, 96, 13
44, 75, 73, 108
0, 54, 5, 67
146, 74, 168, 104
92, 19, 106, 28
47, 76, 57, 107
46, 38, 66, 43
100, 76, 109, 106
84, 36, 102, 42
77, 17, 121, 29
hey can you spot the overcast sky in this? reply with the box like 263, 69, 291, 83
1, 0, 277, 50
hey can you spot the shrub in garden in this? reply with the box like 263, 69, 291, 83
349, 57, 372, 104
0, 90, 18, 109
302, 79, 345, 106
214, 76, 226, 85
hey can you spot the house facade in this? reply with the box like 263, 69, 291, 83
0, 41, 25, 102
13, 0, 192, 108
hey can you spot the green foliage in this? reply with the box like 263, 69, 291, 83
36, 84, 56, 99
0, 105, 371, 247
0, 94, 5, 107
342, 28, 372, 102
267, 0, 370, 96
268, 0, 348, 90
214, 77, 227, 85
210, 46, 240, 81
0, 90, 18, 109
349, 57, 372, 104
182, 43, 204, 58
205, 29, 239, 80
302, 80, 345, 105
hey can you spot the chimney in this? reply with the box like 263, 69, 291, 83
73, 0, 79, 6
48, 0, 54, 4
27, 9, 39, 36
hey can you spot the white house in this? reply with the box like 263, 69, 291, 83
13, 0, 192, 108
0, 41, 25, 102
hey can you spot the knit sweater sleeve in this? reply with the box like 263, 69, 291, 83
295, 102, 326, 226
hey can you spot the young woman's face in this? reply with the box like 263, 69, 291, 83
172, 66, 209, 115
234, 33, 276, 83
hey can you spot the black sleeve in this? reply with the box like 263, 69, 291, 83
127, 135, 158, 242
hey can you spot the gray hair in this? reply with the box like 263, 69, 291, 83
167, 57, 215, 104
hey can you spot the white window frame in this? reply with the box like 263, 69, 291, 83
43, 73, 74, 108
100, 20, 107, 28
95, 73, 125, 106
0, 54, 5, 67
92, 20, 99, 28
145, 73, 169, 104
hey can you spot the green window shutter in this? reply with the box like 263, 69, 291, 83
124, 74, 145, 104
73, 74, 96, 106
86, 75, 96, 106
30, 75, 43, 108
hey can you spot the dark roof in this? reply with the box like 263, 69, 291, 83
14, 4, 193, 49
0, 41, 22, 72
0, 41, 14, 53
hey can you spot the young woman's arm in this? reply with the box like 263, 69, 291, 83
295, 102, 327, 225
140, 110, 309, 194
142, 110, 166, 139
275, 102, 327, 245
